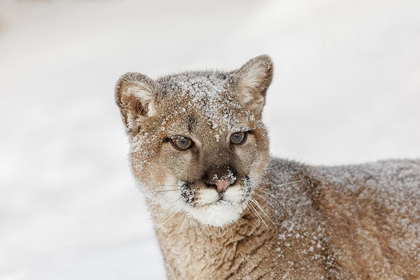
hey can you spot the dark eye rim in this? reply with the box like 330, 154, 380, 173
230, 131, 248, 145
169, 136, 193, 151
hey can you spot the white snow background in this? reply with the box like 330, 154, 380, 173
0, 0, 419, 279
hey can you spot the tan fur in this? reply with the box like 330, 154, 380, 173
115, 55, 420, 279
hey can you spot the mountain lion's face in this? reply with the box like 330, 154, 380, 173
116, 56, 273, 227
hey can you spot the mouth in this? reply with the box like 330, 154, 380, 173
164, 177, 253, 227
182, 187, 248, 227
193, 200, 235, 211
179, 176, 252, 207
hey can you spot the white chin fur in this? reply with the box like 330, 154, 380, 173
187, 201, 245, 227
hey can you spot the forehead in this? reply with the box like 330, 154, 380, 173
157, 71, 254, 135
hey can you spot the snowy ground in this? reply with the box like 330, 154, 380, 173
1, 0, 419, 279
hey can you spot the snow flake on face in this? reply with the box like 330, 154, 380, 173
124, 69, 270, 228
224, 168, 237, 185
128, 70, 265, 177
180, 183, 195, 204
158, 71, 255, 135
211, 168, 237, 185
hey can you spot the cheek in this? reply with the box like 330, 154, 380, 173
234, 134, 269, 185
160, 145, 196, 180
133, 158, 171, 188
235, 138, 260, 171
130, 144, 185, 187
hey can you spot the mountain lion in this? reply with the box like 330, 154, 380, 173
115, 55, 420, 279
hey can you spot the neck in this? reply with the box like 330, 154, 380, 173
147, 195, 275, 279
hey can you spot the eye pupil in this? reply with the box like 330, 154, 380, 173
178, 139, 188, 147
230, 132, 247, 145
171, 136, 193, 151
233, 134, 241, 141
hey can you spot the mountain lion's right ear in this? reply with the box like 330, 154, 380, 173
233, 55, 273, 116
115, 72, 161, 134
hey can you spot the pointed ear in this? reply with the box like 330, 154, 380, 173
233, 55, 273, 115
115, 72, 161, 133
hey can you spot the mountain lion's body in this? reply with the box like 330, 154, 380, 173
115, 55, 420, 279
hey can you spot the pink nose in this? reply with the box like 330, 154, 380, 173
215, 180, 230, 193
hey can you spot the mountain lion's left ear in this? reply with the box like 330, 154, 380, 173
234, 55, 273, 115
115, 72, 161, 135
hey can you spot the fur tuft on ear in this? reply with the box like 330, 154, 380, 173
234, 55, 273, 115
115, 72, 161, 133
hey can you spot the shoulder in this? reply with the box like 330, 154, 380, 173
265, 157, 420, 188
313, 158, 420, 184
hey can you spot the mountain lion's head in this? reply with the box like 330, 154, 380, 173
116, 55, 273, 227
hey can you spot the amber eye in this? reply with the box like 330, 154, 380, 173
230, 132, 247, 145
170, 136, 193, 151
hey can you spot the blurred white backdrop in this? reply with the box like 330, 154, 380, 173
0, 0, 419, 279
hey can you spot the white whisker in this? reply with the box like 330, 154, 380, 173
247, 206, 258, 220
168, 197, 182, 208
255, 188, 283, 205
249, 202, 268, 228
146, 184, 181, 188
251, 198, 277, 229
180, 212, 188, 229
253, 193, 278, 213
160, 209, 180, 225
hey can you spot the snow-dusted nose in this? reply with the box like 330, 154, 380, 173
206, 179, 235, 193
215, 180, 230, 193
203, 165, 237, 193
